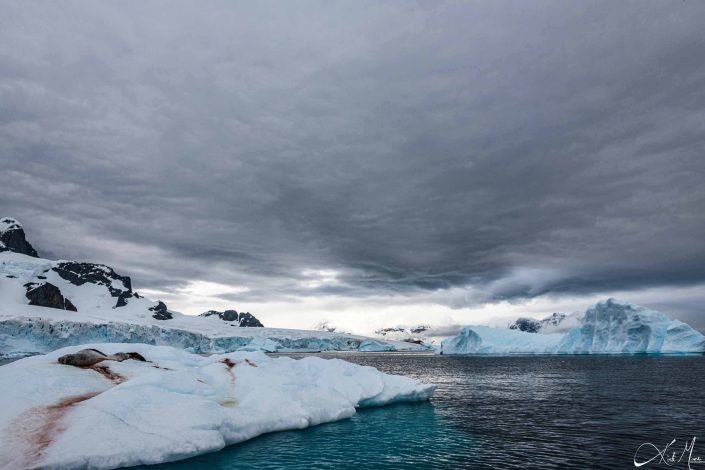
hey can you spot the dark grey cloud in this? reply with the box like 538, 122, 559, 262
1, 1, 705, 312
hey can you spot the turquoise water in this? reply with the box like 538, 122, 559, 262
145, 353, 705, 469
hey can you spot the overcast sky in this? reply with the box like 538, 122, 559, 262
1, 1, 704, 332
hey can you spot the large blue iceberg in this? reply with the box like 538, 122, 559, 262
440, 299, 705, 355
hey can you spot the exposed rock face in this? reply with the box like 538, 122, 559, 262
200, 309, 264, 327
509, 313, 567, 333
25, 282, 77, 311
52, 261, 133, 308
238, 312, 264, 327
220, 310, 240, 322
0, 218, 39, 257
508, 317, 541, 333
150, 301, 173, 320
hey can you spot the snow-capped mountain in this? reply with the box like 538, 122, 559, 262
314, 321, 341, 333
0, 217, 38, 257
0, 218, 420, 358
375, 325, 430, 344
441, 298, 705, 355
0, 217, 261, 323
314, 322, 437, 348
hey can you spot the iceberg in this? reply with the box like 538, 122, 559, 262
440, 299, 705, 355
440, 325, 563, 355
0, 343, 435, 469
358, 339, 397, 352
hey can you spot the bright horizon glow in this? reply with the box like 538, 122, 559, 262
143, 280, 705, 336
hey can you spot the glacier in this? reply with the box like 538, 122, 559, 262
0, 343, 435, 469
440, 299, 705, 355
0, 313, 419, 358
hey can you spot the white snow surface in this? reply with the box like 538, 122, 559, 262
441, 298, 705, 355
0, 343, 435, 469
0, 251, 421, 357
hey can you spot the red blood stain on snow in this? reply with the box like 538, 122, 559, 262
1, 361, 141, 468
220, 358, 239, 384
89, 365, 125, 384
32, 393, 98, 459
221, 358, 236, 370
5, 392, 99, 468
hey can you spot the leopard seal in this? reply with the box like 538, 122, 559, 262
58, 348, 146, 367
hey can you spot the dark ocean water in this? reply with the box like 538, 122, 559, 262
145, 353, 705, 469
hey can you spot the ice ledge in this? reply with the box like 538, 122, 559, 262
0, 343, 435, 469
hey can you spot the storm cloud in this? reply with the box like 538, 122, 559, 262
1, 1, 704, 316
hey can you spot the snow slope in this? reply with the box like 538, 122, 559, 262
0, 344, 435, 469
441, 299, 705, 355
0, 250, 420, 358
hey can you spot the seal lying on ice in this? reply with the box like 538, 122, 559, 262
58, 348, 146, 367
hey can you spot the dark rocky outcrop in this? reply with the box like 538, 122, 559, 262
508, 317, 542, 333
150, 301, 173, 320
52, 261, 133, 308
0, 218, 39, 257
25, 282, 77, 311
238, 312, 264, 327
115, 292, 131, 308
200, 309, 264, 327
508, 312, 567, 333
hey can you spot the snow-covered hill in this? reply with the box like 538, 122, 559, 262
441, 298, 705, 355
0, 218, 421, 358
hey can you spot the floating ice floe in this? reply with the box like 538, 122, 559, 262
0, 343, 435, 469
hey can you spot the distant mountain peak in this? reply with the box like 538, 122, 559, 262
508, 312, 568, 333
0, 217, 39, 257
